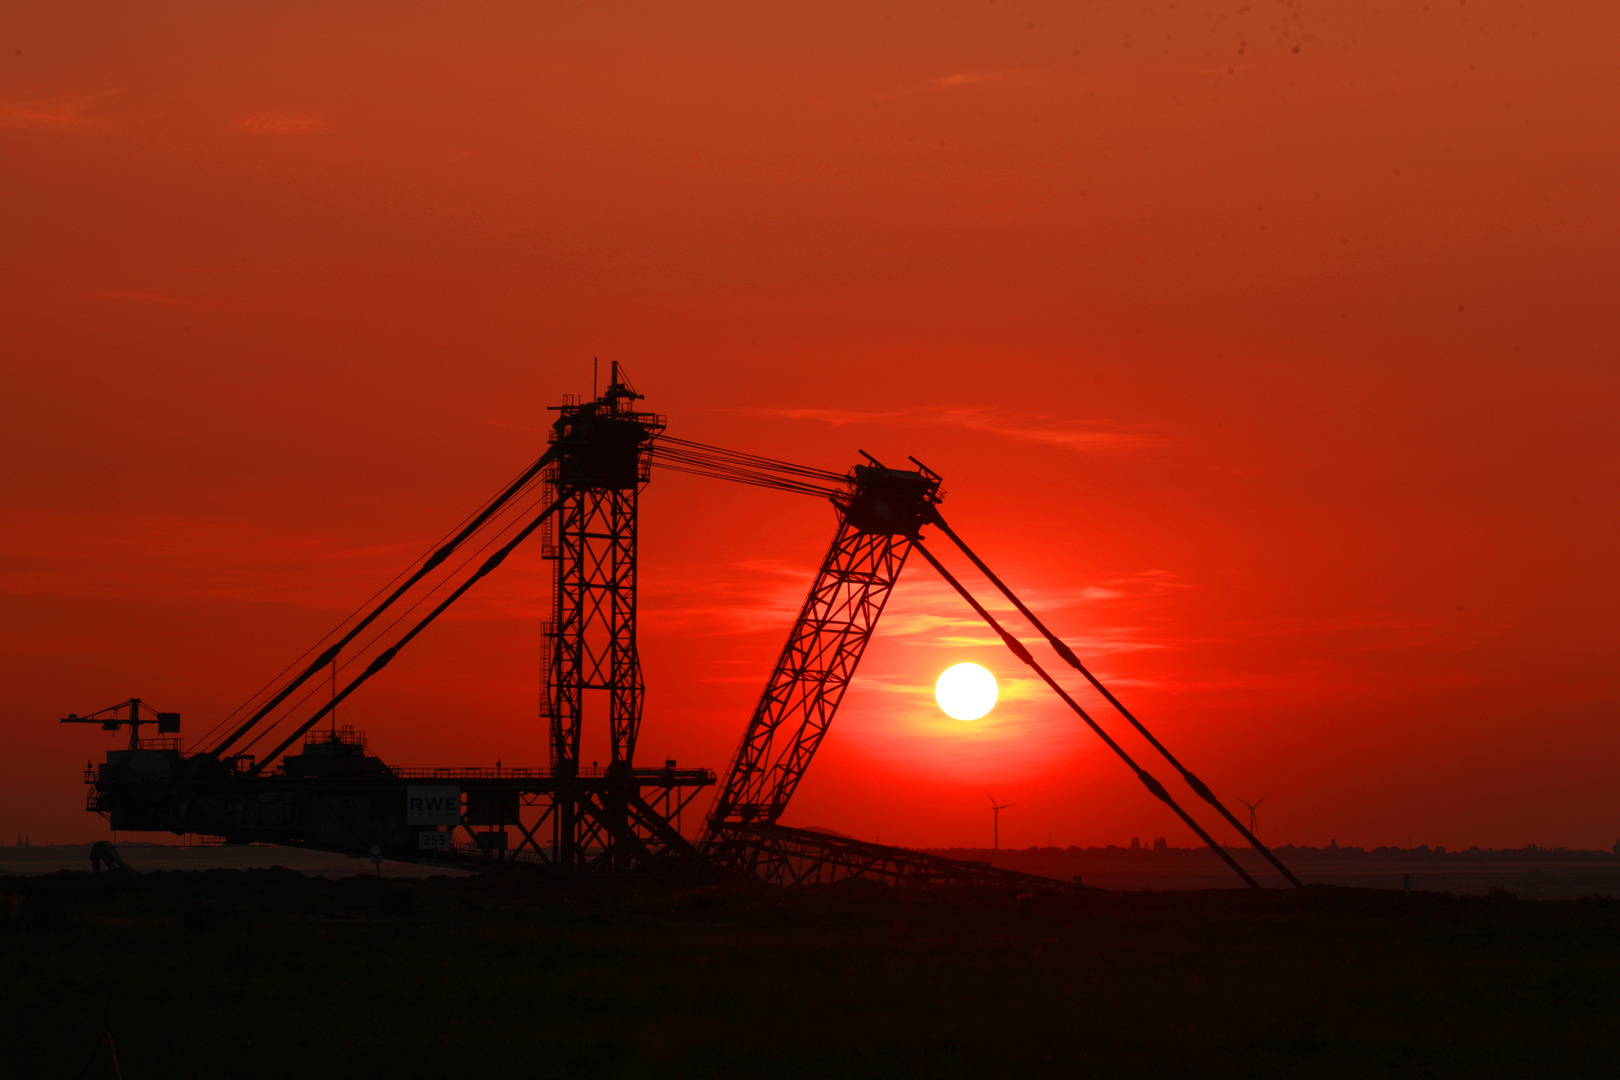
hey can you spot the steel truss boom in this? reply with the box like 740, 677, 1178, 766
703, 460, 942, 854
715, 822, 1068, 888
910, 538, 1262, 888
694, 445, 1266, 889
927, 511, 1303, 888
708, 524, 911, 829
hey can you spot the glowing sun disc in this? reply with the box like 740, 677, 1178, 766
935, 662, 998, 721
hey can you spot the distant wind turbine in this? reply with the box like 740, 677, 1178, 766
1239, 793, 1269, 836
986, 791, 1016, 851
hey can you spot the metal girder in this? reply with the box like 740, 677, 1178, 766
539, 367, 681, 869
704, 461, 943, 853
711, 823, 1067, 889
83, 758, 714, 869
546, 485, 644, 770
705, 518, 912, 834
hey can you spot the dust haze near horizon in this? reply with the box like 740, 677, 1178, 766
3, 1, 1616, 852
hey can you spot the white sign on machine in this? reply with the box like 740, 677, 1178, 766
407, 785, 462, 825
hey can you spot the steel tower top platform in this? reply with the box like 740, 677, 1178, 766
547, 361, 666, 490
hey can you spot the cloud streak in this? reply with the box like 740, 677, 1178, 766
757, 405, 1166, 452
873, 68, 1078, 102
232, 112, 330, 135
0, 90, 112, 131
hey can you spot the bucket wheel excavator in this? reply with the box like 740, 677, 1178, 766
62, 367, 1297, 890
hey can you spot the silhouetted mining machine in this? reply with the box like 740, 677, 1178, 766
64, 365, 1297, 889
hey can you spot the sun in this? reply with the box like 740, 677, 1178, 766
935, 662, 998, 721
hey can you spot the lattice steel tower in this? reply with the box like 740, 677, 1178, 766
703, 460, 943, 872
542, 363, 665, 865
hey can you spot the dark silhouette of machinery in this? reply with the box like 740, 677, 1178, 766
89, 840, 135, 875
62, 699, 179, 749
63, 366, 1299, 889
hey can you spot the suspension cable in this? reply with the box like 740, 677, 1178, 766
911, 537, 1262, 889
657, 436, 847, 484
926, 511, 1303, 889
248, 493, 567, 775
217, 433, 833, 763
196, 451, 558, 751
207, 444, 560, 759
648, 436, 847, 498
232, 482, 561, 761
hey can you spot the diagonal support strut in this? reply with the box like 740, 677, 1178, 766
926, 510, 1303, 889
911, 537, 1263, 890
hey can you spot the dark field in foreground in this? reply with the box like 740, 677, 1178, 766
948, 843, 1620, 898
3, 870, 1617, 1079
12, 841, 1620, 898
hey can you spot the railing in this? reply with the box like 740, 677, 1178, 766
301, 725, 367, 750
388, 765, 715, 782
448, 837, 553, 866
135, 736, 184, 751
392, 766, 562, 780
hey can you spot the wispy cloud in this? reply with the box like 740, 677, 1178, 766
0, 507, 445, 610
0, 90, 113, 131
874, 68, 1068, 102
932, 406, 1163, 451
933, 71, 1022, 88
887, 583, 1167, 658
231, 111, 329, 135
764, 407, 908, 427
641, 558, 817, 636
83, 290, 192, 306
756, 405, 1165, 452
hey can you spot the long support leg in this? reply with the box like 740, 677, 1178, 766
912, 539, 1262, 890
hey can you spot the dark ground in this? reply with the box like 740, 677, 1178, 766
936, 843, 1620, 898
3, 869, 1618, 1079
0, 842, 468, 880
12, 841, 1620, 897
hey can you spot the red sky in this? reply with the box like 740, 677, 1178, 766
4, 1, 1617, 851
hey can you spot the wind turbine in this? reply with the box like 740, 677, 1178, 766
986, 791, 1016, 850
1239, 793, 1269, 836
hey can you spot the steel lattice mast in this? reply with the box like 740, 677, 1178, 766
704, 459, 942, 869
543, 363, 666, 866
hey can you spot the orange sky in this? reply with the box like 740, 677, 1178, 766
4, 1, 1617, 851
